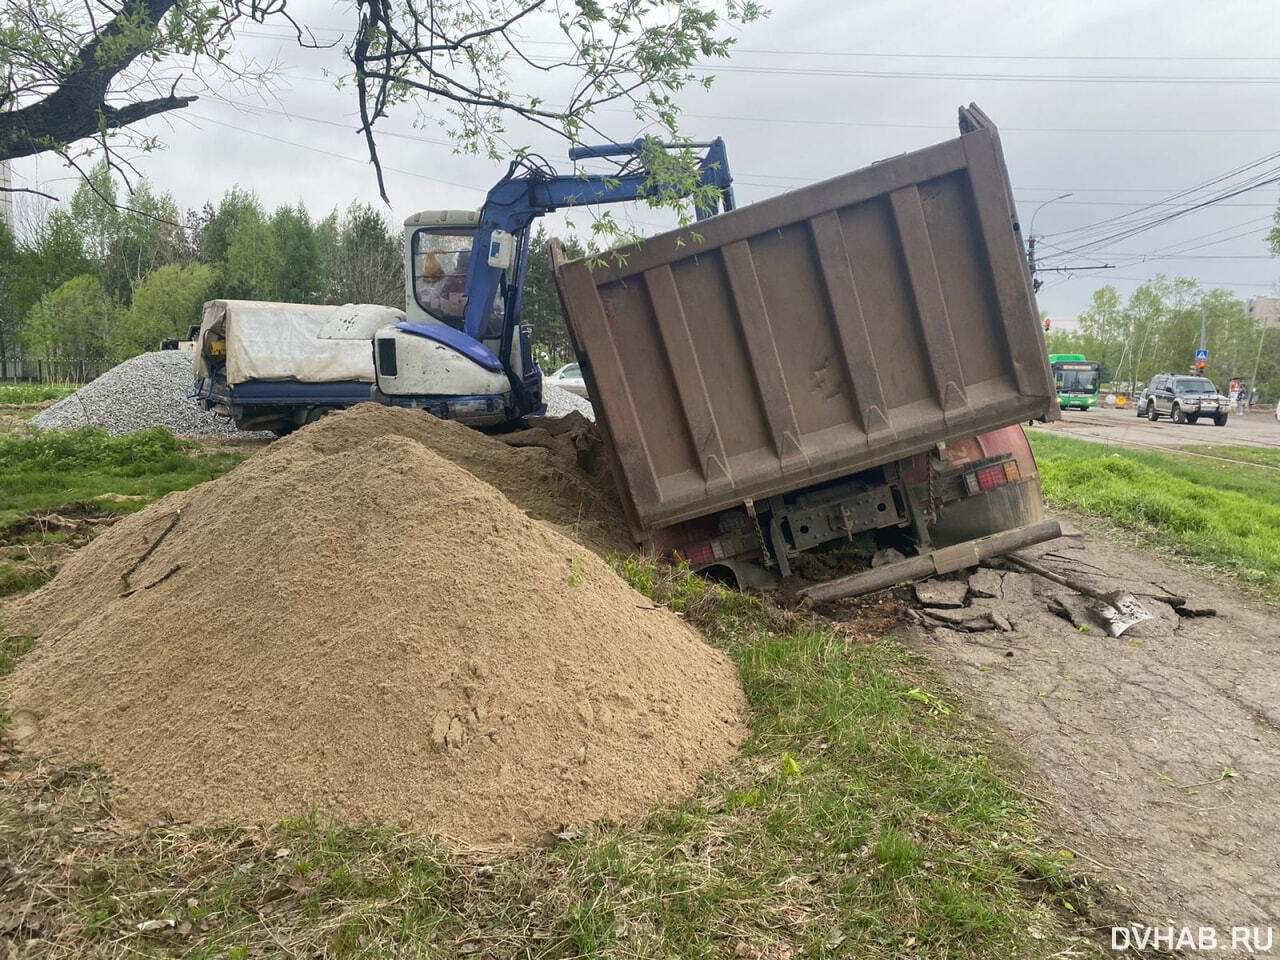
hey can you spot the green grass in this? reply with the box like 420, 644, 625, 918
1188, 445, 1280, 470
1030, 433, 1280, 601
0, 382, 80, 404
0, 427, 245, 530
0, 561, 1102, 958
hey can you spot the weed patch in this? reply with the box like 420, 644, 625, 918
0, 427, 245, 528
0, 383, 80, 405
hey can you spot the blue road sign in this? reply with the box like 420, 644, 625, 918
1195, 348, 1209, 362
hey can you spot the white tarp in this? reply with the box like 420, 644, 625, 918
194, 300, 403, 385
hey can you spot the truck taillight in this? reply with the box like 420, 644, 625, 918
965, 462, 1015, 494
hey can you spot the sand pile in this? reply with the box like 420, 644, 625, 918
291, 403, 631, 557
1, 406, 745, 843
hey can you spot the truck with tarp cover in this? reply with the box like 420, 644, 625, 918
192, 300, 404, 434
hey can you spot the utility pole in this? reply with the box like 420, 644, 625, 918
1250, 315, 1269, 393
1197, 303, 1208, 375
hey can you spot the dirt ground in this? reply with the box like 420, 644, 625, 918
900, 521, 1279, 930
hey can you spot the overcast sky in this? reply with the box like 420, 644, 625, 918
11, 0, 1280, 322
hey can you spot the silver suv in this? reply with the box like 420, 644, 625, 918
1141, 373, 1229, 426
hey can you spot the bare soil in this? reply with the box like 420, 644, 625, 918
900, 525, 1280, 928
1, 406, 744, 844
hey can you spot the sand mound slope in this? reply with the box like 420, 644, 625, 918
2, 413, 744, 843
296, 403, 631, 557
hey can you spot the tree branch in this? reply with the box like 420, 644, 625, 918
0, 0, 191, 162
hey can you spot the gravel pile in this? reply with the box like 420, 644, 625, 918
544, 383, 595, 420
32, 352, 269, 438
34, 351, 594, 436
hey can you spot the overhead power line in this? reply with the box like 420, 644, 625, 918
672, 62, 1280, 84
238, 26, 1280, 64
185, 112, 485, 195
1040, 149, 1280, 257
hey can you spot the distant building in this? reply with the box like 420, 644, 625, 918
1246, 296, 1280, 330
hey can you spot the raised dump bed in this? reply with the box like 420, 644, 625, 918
553, 105, 1057, 544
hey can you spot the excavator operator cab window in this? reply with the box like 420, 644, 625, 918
411, 228, 505, 332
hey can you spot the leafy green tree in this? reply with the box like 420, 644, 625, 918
23, 275, 119, 360
113, 262, 216, 359
0, 220, 21, 359
270, 203, 322, 303
322, 203, 402, 305
1076, 285, 1124, 381
522, 225, 584, 368
202, 189, 265, 265
0, 208, 90, 358
1101, 276, 1256, 394
223, 215, 283, 301
200, 188, 288, 300
68, 161, 183, 303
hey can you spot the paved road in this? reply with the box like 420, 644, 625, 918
1029, 403, 1280, 453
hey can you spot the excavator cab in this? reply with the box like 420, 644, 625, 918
373, 138, 734, 427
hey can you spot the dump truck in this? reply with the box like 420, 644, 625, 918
551, 105, 1062, 600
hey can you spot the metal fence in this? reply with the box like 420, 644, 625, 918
0, 357, 113, 383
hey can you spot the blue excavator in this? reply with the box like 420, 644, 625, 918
369, 138, 734, 425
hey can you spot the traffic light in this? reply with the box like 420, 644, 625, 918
1043, 316, 1051, 331
1197, 359, 1206, 373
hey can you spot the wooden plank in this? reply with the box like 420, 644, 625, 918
720, 240, 808, 467
889, 186, 969, 421
643, 264, 733, 489
808, 212, 895, 441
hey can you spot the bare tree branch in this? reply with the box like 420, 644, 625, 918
0, 0, 193, 161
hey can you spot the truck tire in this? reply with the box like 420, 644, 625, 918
1172, 404, 1186, 424
1214, 412, 1229, 427
1187, 414, 1199, 424
1147, 401, 1158, 421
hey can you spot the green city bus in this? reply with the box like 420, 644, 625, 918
1048, 354, 1100, 410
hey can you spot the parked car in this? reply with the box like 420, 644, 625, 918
1134, 380, 1153, 417
545, 362, 589, 399
1142, 373, 1229, 426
